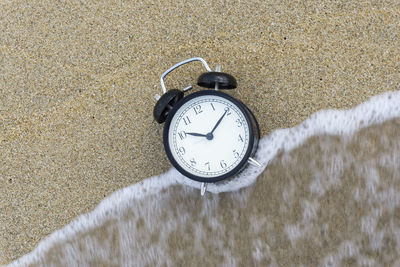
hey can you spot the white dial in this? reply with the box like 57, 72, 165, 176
167, 93, 251, 180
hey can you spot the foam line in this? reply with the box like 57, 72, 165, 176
7, 90, 400, 267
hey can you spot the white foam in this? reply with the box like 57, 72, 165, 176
285, 224, 302, 244
7, 90, 400, 267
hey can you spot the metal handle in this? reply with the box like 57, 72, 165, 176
160, 57, 212, 94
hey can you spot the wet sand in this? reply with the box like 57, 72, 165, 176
1, 0, 399, 264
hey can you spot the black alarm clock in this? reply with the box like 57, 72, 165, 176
153, 57, 260, 195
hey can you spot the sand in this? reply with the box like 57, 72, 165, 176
14, 118, 400, 266
0, 0, 399, 264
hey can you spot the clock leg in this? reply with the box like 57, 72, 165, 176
248, 157, 262, 167
200, 182, 208, 196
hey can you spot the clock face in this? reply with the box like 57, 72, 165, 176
164, 91, 252, 182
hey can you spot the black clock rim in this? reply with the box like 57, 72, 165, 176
163, 90, 256, 183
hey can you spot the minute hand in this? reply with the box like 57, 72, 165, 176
210, 110, 228, 134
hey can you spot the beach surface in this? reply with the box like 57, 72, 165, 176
1, 0, 399, 264
10, 116, 400, 266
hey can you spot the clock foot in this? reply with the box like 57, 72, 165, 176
200, 182, 208, 196
248, 157, 262, 167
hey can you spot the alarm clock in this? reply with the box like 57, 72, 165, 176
153, 57, 261, 195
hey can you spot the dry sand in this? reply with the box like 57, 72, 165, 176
0, 0, 399, 264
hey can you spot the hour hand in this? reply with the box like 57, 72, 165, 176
185, 132, 207, 137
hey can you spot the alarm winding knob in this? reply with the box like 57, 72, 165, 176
153, 89, 184, 123
197, 72, 237, 90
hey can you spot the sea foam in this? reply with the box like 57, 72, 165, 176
7, 90, 400, 267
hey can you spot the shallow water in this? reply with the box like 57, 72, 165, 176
8, 91, 400, 266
